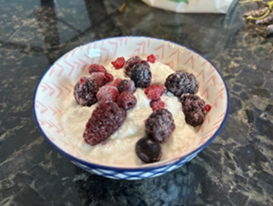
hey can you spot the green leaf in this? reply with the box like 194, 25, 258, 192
169, 0, 189, 3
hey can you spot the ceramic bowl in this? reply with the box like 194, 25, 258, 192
33, 36, 229, 180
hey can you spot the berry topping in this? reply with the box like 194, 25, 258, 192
150, 99, 165, 111
124, 56, 142, 76
144, 85, 165, 100
117, 92, 137, 110
135, 137, 162, 163
113, 78, 122, 87
111, 57, 125, 69
89, 72, 108, 87
117, 79, 136, 94
145, 109, 175, 142
88, 64, 106, 74
165, 71, 199, 97
104, 72, 114, 82
96, 85, 119, 103
83, 102, 127, 145
73, 77, 99, 107
204, 104, 212, 112
180, 94, 206, 127
130, 64, 152, 88
147, 54, 156, 63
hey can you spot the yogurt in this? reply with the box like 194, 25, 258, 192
59, 61, 198, 166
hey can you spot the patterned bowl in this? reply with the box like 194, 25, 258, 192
33, 36, 229, 180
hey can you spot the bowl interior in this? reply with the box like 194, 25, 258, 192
33, 36, 228, 169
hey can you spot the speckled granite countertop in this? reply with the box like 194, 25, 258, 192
0, 0, 273, 205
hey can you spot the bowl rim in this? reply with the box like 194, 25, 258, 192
33, 36, 230, 171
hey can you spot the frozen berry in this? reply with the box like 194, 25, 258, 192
147, 54, 156, 63
96, 85, 119, 103
113, 78, 122, 87
117, 92, 137, 110
124, 56, 142, 76
165, 71, 199, 97
104, 72, 114, 82
130, 64, 152, 88
150, 99, 165, 111
144, 85, 165, 100
89, 72, 108, 87
117, 79, 136, 94
135, 137, 162, 163
180, 94, 206, 127
111, 57, 125, 69
88, 64, 106, 74
145, 109, 175, 142
83, 102, 126, 145
73, 77, 99, 106
204, 104, 211, 112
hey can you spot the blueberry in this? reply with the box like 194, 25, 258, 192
130, 64, 151, 88
135, 137, 162, 163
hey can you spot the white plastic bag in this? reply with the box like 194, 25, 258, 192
142, 0, 233, 14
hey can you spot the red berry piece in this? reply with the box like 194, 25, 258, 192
117, 79, 136, 94
111, 57, 125, 69
144, 85, 165, 100
89, 72, 108, 87
88, 64, 106, 74
113, 78, 122, 87
104, 72, 114, 82
150, 99, 165, 111
147, 54, 156, 63
204, 104, 211, 112
83, 102, 127, 145
117, 92, 137, 110
145, 109, 175, 142
74, 77, 99, 106
96, 85, 119, 103
135, 137, 162, 163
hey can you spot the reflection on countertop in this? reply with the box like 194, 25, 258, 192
0, 0, 273, 205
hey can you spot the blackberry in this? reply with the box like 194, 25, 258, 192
180, 94, 206, 127
135, 137, 162, 163
117, 79, 135, 94
130, 64, 152, 88
124, 56, 150, 76
145, 109, 175, 142
83, 102, 127, 145
165, 71, 199, 97
73, 77, 99, 106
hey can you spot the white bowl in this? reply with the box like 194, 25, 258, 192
33, 36, 229, 180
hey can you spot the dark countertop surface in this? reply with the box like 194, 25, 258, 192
1, 0, 273, 205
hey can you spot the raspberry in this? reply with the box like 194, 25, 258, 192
145, 109, 175, 142
73, 77, 99, 106
111, 57, 125, 69
83, 102, 127, 145
113, 78, 122, 87
104, 72, 114, 82
88, 64, 106, 74
96, 85, 119, 103
165, 71, 199, 97
89, 72, 108, 87
117, 92, 137, 110
147, 54, 156, 63
180, 94, 206, 127
204, 104, 212, 112
150, 99, 165, 111
117, 79, 136, 94
135, 137, 162, 163
144, 85, 165, 100
124, 56, 150, 76
130, 64, 152, 88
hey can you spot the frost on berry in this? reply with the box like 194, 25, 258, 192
96, 85, 119, 103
